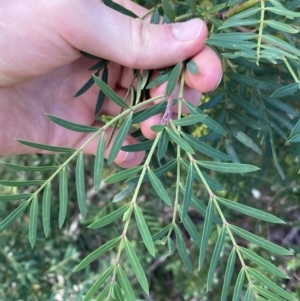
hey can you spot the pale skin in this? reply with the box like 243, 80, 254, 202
0, 0, 223, 168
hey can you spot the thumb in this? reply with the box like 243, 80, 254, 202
59, 1, 208, 69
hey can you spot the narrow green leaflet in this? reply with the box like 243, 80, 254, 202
29, 196, 38, 248
151, 125, 165, 133
146, 69, 171, 89
76, 152, 87, 218
124, 237, 149, 294
93, 75, 129, 109
0, 180, 44, 187
95, 66, 108, 115
132, 101, 166, 124
0, 162, 58, 172
182, 133, 230, 161
189, 193, 222, 225
74, 73, 98, 97
59, 168, 68, 229
108, 113, 133, 165
254, 286, 291, 301
147, 167, 172, 206
80, 51, 100, 60
221, 248, 236, 301
264, 20, 299, 34
216, 197, 285, 224
162, 0, 176, 22
121, 139, 153, 152
165, 128, 194, 154
134, 206, 155, 256
199, 199, 213, 268
269, 129, 285, 180
206, 33, 257, 50
174, 224, 193, 272
182, 163, 194, 217
200, 92, 224, 110
178, 207, 201, 247
16, 139, 75, 153
207, 3, 226, 13
113, 183, 135, 203
229, 92, 263, 119
230, 225, 292, 255
290, 118, 300, 137
225, 139, 240, 163
172, 115, 206, 126
0, 193, 31, 202
263, 34, 300, 57
150, 8, 160, 24
224, 7, 260, 22
128, 159, 176, 184
166, 62, 182, 95
42, 183, 51, 238
197, 161, 259, 173
157, 130, 169, 160
112, 283, 124, 301
118, 266, 136, 301
271, 121, 288, 140
88, 205, 130, 229
152, 224, 173, 242
88, 59, 108, 71
0, 201, 29, 233
228, 73, 270, 90
186, 60, 198, 75
268, 109, 294, 131
233, 268, 245, 301
229, 110, 267, 131
94, 132, 105, 192
82, 267, 113, 301
102, 0, 138, 18
105, 166, 142, 184
265, 98, 299, 117
95, 285, 110, 301
265, 5, 300, 19
244, 287, 253, 301
247, 267, 294, 301
240, 247, 289, 279
270, 82, 299, 98
184, 101, 226, 136
74, 236, 121, 272
47, 114, 99, 133
207, 226, 225, 290
164, 237, 175, 258
220, 18, 259, 29
289, 133, 300, 143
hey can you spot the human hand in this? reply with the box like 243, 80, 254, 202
0, 0, 222, 168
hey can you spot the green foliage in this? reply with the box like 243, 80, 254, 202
1, 0, 300, 300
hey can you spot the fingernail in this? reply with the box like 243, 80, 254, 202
212, 74, 223, 91
121, 151, 135, 162
172, 19, 203, 41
